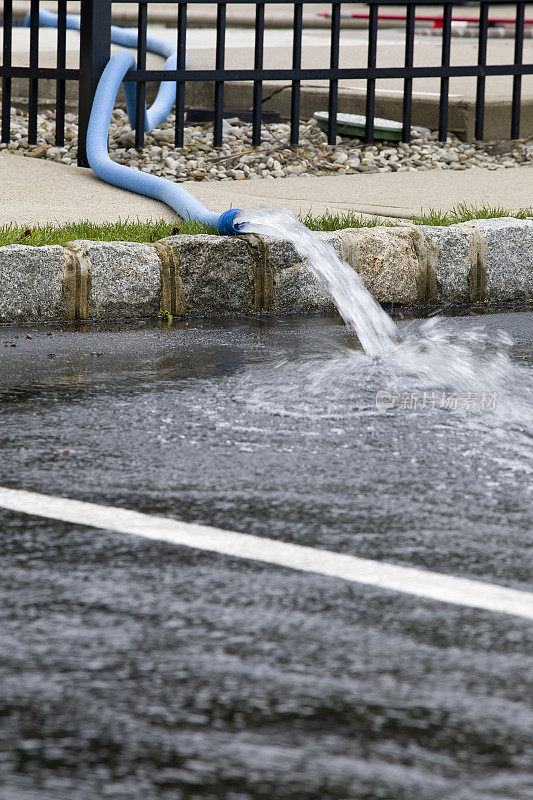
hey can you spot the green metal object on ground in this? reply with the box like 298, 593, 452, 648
314, 111, 403, 141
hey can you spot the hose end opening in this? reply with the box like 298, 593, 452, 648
216, 209, 243, 236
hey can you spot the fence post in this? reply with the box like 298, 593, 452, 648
78, 0, 112, 167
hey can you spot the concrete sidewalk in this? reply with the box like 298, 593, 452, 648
0, 151, 531, 226
9, 2, 533, 29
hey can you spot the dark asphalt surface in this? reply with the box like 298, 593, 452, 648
0, 310, 532, 800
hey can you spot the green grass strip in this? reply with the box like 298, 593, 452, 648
413, 202, 533, 226
299, 210, 393, 231
0, 217, 218, 247
0, 204, 530, 247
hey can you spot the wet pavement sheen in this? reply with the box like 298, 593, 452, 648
0, 311, 532, 800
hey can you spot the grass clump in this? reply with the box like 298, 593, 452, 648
413, 202, 532, 226
0, 217, 218, 247
0, 211, 392, 247
299, 209, 394, 231
0, 204, 530, 246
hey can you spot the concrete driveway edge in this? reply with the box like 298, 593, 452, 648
0, 218, 531, 324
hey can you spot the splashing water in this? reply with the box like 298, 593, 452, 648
235, 207, 397, 356
235, 207, 532, 418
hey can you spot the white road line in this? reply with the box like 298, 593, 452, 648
1, 486, 532, 621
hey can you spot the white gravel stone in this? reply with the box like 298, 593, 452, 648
4, 107, 532, 183
334, 152, 348, 164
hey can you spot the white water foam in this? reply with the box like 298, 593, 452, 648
235, 207, 533, 422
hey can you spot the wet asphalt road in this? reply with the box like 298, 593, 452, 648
0, 311, 532, 800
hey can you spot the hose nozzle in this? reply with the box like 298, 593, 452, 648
216, 209, 243, 235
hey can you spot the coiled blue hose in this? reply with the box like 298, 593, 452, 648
24, 9, 241, 234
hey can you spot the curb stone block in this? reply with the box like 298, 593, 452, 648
0, 244, 64, 322
1, 218, 532, 325
160, 235, 256, 315
461, 218, 533, 300
264, 232, 338, 313
336, 226, 428, 304
69, 240, 161, 319
418, 225, 477, 302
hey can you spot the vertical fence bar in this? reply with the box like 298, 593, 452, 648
401, 3, 415, 143
438, 1, 452, 142
511, 1, 525, 139
28, 0, 40, 145
55, 0, 67, 147
78, 0, 112, 166
175, 2, 187, 148
252, 3, 265, 146
1, 0, 13, 144
135, 2, 148, 148
290, 1, 303, 146
475, 1, 489, 140
365, 3, 378, 144
213, 2, 226, 147
328, 2, 340, 145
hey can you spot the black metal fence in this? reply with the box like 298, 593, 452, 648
1, 1, 109, 165
1, 1, 532, 168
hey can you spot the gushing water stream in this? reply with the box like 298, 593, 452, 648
236, 208, 532, 417
235, 207, 397, 357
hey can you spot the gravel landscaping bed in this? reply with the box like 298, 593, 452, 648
2, 107, 532, 180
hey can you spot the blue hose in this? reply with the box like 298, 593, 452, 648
23, 9, 241, 235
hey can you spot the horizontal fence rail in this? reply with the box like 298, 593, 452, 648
0, 1, 531, 167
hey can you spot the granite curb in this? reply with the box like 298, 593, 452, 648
0, 218, 531, 324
